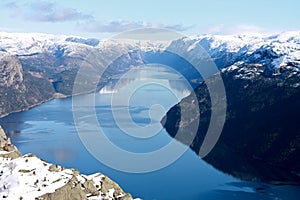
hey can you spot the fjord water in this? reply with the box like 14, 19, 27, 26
1, 65, 299, 200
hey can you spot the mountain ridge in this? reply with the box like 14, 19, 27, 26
1, 31, 300, 116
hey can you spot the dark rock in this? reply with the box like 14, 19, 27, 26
163, 66, 300, 183
0, 52, 55, 117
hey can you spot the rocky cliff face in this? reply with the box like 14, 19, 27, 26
0, 126, 136, 200
162, 57, 300, 183
0, 52, 55, 117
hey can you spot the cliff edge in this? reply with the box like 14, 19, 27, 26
0, 126, 137, 200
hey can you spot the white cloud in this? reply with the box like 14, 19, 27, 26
82, 20, 192, 33
206, 24, 269, 35
2, 1, 192, 34
4, 0, 93, 22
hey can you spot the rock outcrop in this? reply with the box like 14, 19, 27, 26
0, 126, 136, 200
0, 126, 21, 159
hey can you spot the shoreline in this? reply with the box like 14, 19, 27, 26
0, 89, 100, 119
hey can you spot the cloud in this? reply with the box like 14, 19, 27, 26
206, 24, 268, 35
82, 20, 192, 33
2, 1, 192, 33
4, 1, 18, 9
4, 0, 93, 22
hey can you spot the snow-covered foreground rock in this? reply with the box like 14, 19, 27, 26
0, 126, 139, 200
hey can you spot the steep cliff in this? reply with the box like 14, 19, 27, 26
0, 52, 55, 117
162, 63, 300, 183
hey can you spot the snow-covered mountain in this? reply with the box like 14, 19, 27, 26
0, 32, 167, 57
0, 32, 101, 58
1, 31, 299, 76
172, 31, 300, 78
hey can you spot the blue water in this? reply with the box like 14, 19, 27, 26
1, 66, 299, 200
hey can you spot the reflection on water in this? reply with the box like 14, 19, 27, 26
1, 65, 299, 199
100, 64, 191, 97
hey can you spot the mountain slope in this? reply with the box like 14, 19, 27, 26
162, 32, 300, 183
0, 52, 55, 117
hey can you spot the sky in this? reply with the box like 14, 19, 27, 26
0, 0, 299, 38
